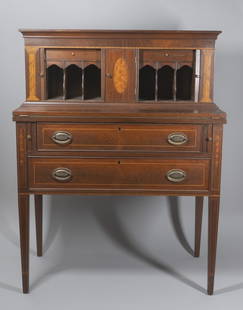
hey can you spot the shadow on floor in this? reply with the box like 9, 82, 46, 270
0, 281, 20, 293
167, 196, 194, 256
215, 283, 243, 295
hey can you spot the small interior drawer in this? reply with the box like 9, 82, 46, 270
140, 49, 194, 64
46, 49, 100, 61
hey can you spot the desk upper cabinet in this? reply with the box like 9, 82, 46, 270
23, 30, 216, 104
13, 30, 226, 295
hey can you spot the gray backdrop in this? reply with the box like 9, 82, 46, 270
0, 0, 242, 309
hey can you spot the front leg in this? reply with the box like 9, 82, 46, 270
194, 196, 204, 257
18, 194, 30, 294
35, 195, 43, 257
207, 196, 220, 295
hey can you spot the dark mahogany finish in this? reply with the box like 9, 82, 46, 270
13, 29, 226, 294
194, 197, 204, 257
34, 195, 43, 257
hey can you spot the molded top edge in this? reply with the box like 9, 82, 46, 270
19, 29, 222, 38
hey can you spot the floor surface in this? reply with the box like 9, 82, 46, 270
0, 195, 242, 309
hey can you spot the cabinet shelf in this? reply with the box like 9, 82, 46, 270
138, 49, 195, 102
139, 63, 194, 102
46, 49, 101, 101
46, 63, 101, 101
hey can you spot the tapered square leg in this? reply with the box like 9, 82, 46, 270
35, 195, 43, 257
194, 197, 204, 257
18, 194, 30, 294
208, 196, 220, 295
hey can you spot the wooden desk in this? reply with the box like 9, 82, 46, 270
13, 30, 226, 294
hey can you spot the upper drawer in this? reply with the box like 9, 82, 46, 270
46, 49, 100, 61
36, 123, 204, 152
140, 49, 194, 65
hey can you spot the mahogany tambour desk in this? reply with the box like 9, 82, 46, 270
13, 29, 226, 294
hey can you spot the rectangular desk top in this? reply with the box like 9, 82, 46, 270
13, 103, 226, 124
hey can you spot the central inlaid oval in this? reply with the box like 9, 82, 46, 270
113, 58, 128, 94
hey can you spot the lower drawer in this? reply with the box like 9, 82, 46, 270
28, 158, 210, 191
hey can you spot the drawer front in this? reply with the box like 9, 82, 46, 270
37, 123, 204, 152
140, 49, 194, 64
46, 49, 100, 61
29, 158, 210, 191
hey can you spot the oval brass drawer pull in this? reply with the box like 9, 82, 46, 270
166, 169, 186, 183
52, 168, 72, 182
51, 131, 72, 145
167, 132, 188, 145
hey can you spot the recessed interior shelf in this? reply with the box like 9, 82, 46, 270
139, 65, 156, 100
66, 65, 82, 99
176, 65, 193, 100
47, 65, 64, 99
84, 64, 101, 100
158, 65, 174, 100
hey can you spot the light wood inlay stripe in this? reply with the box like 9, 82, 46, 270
200, 49, 214, 103
26, 46, 39, 101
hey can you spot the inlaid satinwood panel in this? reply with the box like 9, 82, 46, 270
199, 49, 214, 103
105, 48, 136, 102
28, 158, 210, 191
25, 46, 40, 101
36, 123, 205, 152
